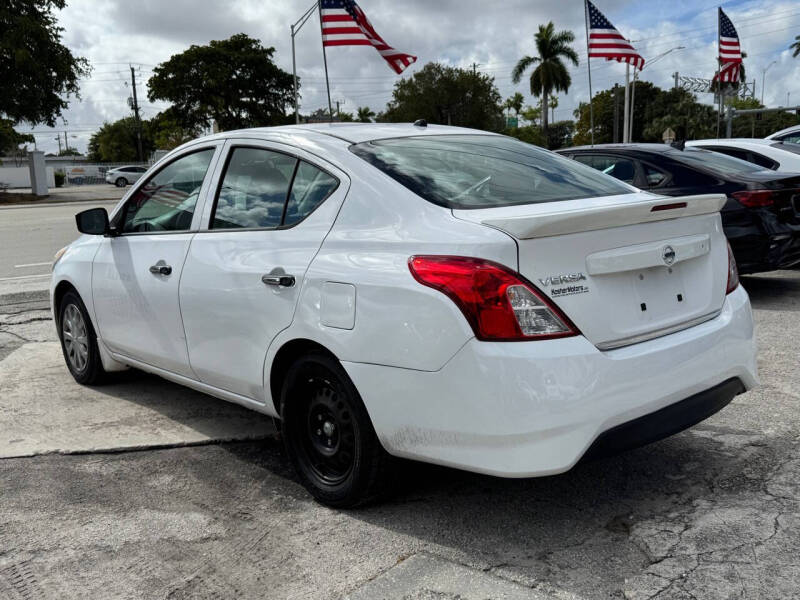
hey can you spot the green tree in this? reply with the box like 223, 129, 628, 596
573, 83, 717, 145
0, 0, 89, 127
357, 106, 376, 122
511, 23, 578, 132
0, 119, 34, 155
792, 34, 800, 57
147, 34, 295, 131
520, 105, 541, 126
504, 92, 525, 118
150, 110, 203, 150
57, 147, 82, 156
87, 117, 155, 162
381, 62, 504, 131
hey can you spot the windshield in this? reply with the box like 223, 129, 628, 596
350, 135, 634, 209
668, 148, 765, 175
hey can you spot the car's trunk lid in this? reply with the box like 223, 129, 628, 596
453, 192, 730, 349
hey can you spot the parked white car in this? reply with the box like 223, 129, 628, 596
766, 124, 800, 144
51, 124, 758, 506
686, 138, 800, 172
104, 165, 148, 187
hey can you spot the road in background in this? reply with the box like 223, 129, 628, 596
0, 200, 119, 296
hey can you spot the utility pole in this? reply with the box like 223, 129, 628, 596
130, 66, 144, 162
471, 62, 480, 75
55, 135, 62, 154
674, 71, 679, 90
334, 99, 346, 119
63, 131, 69, 153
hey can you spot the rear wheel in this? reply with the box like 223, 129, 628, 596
114, 177, 127, 187
280, 352, 390, 507
58, 290, 106, 385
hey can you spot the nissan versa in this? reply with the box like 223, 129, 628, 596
51, 124, 758, 507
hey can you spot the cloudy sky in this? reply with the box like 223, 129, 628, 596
23, 0, 800, 154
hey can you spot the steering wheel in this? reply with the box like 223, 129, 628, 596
451, 175, 491, 201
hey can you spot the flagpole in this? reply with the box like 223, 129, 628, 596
317, 0, 334, 121
716, 7, 722, 138
584, 0, 595, 146
291, 1, 321, 124
623, 63, 630, 143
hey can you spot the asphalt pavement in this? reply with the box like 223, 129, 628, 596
0, 194, 120, 296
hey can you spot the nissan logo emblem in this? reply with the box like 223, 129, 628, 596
662, 245, 676, 266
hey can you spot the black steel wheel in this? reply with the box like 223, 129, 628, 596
281, 351, 391, 507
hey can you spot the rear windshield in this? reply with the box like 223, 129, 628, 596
771, 141, 800, 156
668, 148, 765, 175
350, 135, 633, 209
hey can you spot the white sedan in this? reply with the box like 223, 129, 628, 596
687, 138, 800, 172
51, 124, 758, 507
104, 165, 148, 187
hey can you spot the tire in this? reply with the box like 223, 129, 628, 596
280, 351, 391, 508
57, 290, 106, 385
114, 177, 127, 187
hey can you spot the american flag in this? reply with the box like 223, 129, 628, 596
320, 0, 417, 74
586, 0, 645, 70
715, 8, 742, 83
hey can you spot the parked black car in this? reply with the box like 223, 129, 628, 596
557, 144, 800, 274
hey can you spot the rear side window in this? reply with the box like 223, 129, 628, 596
350, 135, 633, 209
211, 147, 339, 230
284, 162, 339, 226
643, 165, 667, 187
212, 148, 296, 229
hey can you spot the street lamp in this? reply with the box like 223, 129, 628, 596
628, 46, 685, 142
761, 61, 777, 105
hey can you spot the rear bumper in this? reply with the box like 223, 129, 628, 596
581, 377, 744, 461
343, 285, 757, 477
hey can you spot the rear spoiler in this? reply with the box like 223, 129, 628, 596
480, 194, 727, 240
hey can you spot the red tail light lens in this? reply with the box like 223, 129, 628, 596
726, 240, 739, 294
408, 255, 579, 341
732, 190, 775, 207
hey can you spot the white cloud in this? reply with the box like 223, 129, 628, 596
18, 0, 800, 154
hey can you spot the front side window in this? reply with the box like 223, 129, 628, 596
573, 154, 637, 185
350, 135, 633, 209
778, 134, 800, 144
121, 149, 215, 233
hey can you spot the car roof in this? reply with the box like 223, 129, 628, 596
766, 124, 800, 140
194, 123, 500, 145
557, 143, 674, 153
687, 138, 776, 147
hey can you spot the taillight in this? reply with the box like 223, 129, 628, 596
408, 255, 579, 341
726, 240, 739, 294
732, 190, 775, 207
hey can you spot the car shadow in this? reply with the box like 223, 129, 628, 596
85, 368, 276, 442
223, 420, 772, 585
741, 270, 800, 312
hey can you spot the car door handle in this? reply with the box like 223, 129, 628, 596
261, 274, 295, 287
149, 264, 172, 276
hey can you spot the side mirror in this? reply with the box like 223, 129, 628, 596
75, 208, 111, 235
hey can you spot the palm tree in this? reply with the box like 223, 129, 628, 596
512, 22, 578, 132
791, 35, 800, 58
357, 106, 375, 123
